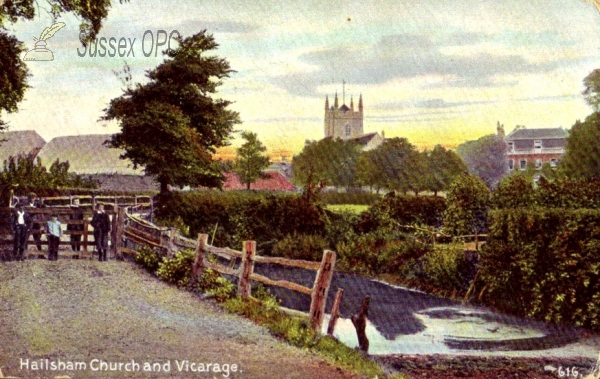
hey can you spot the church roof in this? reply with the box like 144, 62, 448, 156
351, 132, 380, 145
339, 104, 351, 112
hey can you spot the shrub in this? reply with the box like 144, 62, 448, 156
135, 245, 162, 273
481, 208, 600, 330
443, 174, 491, 236
421, 244, 473, 292
272, 233, 329, 261
360, 193, 447, 233
156, 248, 195, 288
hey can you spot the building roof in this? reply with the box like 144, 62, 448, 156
36, 134, 141, 175
505, 128, 568, 140
338, 104, 351, 112
351, 132, 380, 145
223, 172, 296, 191
0, 130, 46, 166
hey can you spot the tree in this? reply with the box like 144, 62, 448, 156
456, 134, 507, 189
102, 31, 241, 195
491, 173, 535, 209
0, 1, 125, 129
443, 174, 491, 236
292, 137, 361, 190
232, 131, 270, 190
560, 113, 600, 180
582, 69, 600, 112
423, 145, 467, 196
356, 137, 423, 194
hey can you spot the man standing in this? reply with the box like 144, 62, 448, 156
11, 204, 32, 261
46, 214, 62, 261
68, 197, 84, 252
91, 203, 111, 261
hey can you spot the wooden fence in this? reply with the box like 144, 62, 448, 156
119, 211, 337, 332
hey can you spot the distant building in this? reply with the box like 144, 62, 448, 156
0, 130, 46, 168
36, 134, 157, 192
223, 172, 296, 191
323, 92, 384, 150
503, 126, 568, 172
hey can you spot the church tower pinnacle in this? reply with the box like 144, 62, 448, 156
334, 92, 339, 109
358, 94, 363, 112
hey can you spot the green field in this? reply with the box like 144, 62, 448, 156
326, 204, 370, 214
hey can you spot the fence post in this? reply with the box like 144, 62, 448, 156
327, 288, 344, 336
238, 241, 256, 299
192, 234, 208, 279
115, 207, 125, 260
309, 250, 336, 332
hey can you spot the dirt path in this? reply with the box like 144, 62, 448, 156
0, 260, 361, 379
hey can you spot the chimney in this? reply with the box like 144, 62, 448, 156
497, 121, 505, 139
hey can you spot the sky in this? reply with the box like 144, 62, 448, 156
3, 0, 600, 161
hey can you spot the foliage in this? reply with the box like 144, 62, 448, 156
559, 113, 600, 180
456, 134, 507, 189
103, 31, 241, 195
156, 248, 196, 288
421, 244, 473, 292
443, 174, 491, 236
356, 137, 423, 194
422, 145, 467, 196
535, 177, 600, 208
232, 131, 270, 190
0, 1, 126, 127
0, 154, 99, 194
482, 208, 600, 331
135, 245, 162, 273
360, 193, 447, 233
582, 68, 600, 112
273, 233, 329, 261
155, 191, 328, 255
292, 137, 361, 190
491, 173, 535, 209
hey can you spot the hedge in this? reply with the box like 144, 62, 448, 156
481, 208, 600, 331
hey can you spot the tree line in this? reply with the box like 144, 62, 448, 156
291, 137, 466, 195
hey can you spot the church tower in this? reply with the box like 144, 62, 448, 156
324, 90, 364, 139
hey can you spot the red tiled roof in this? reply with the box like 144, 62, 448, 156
223, 172, 296, 191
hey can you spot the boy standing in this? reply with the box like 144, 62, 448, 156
46, 214, 62, 261
11, 204, 32, 260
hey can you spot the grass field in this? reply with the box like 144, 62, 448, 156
326, 204, 369, 214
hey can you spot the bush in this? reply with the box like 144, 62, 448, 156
481, 208, 600, 330
421, 244, 473, 292
135, 245, 162, 273
156, 248, 195, 288
443, 174, 491, 236
272, 233, 329, 261
155, 191, 328, 255
360, 193, 447, 233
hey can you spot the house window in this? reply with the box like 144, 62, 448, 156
508, 159, 514, 170
550, 158, 558, 168
507, 142, 514, 153
520, 159, 527, 170
345, 124, 351, 137
534, 140, 542, 153
535, 158, 542, 170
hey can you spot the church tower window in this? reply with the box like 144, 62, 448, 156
345, 124, 351, 137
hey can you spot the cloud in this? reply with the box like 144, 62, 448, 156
271, 32, 580, 96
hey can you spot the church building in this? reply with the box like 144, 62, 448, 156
323, 92, 384, 151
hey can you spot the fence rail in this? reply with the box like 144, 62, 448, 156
121, 212, 337, 332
